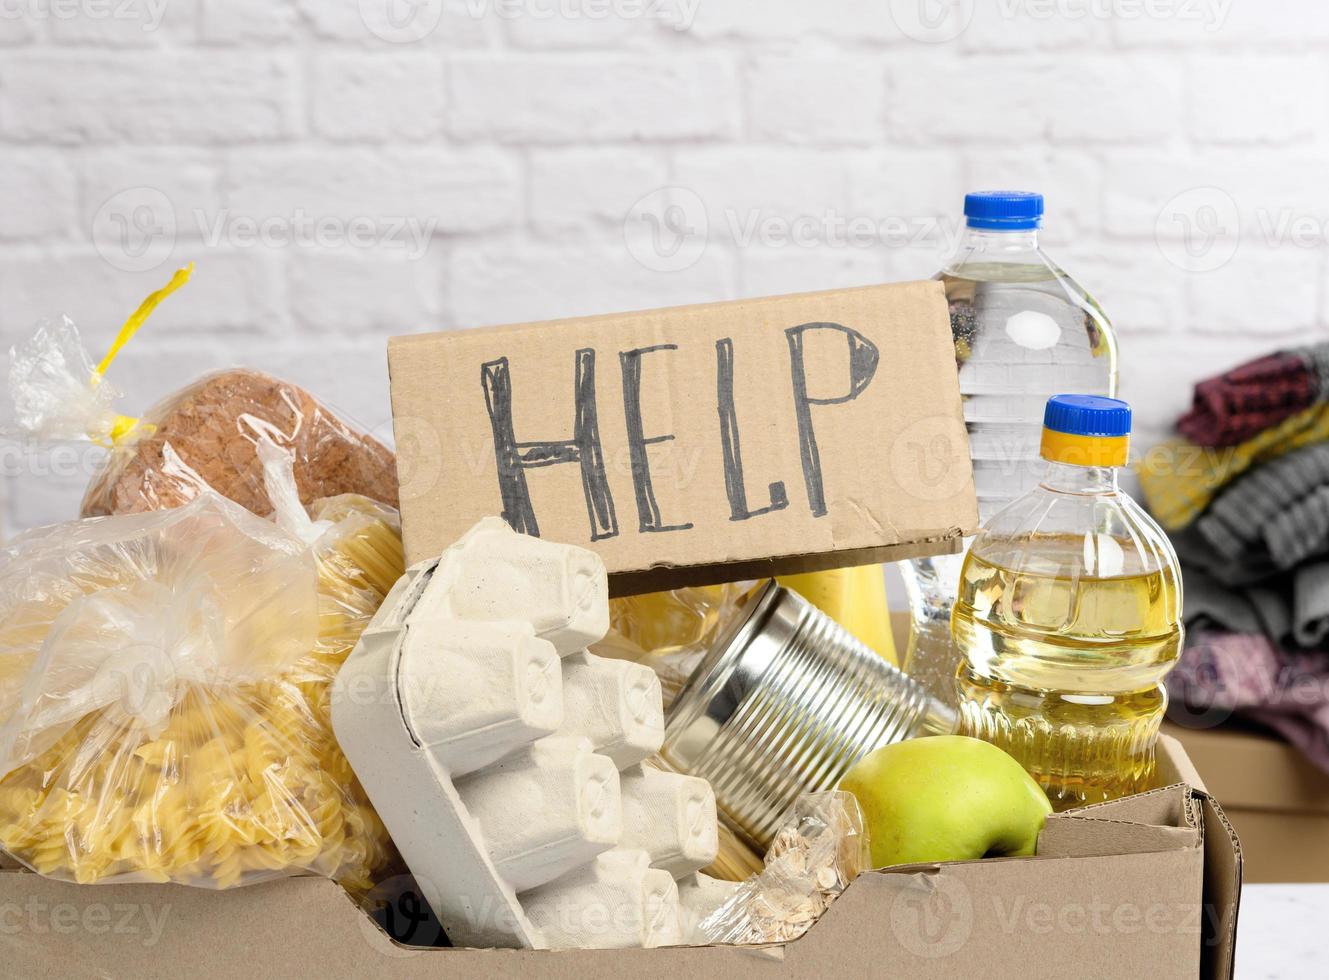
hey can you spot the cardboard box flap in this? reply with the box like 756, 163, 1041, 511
1038, 815, 1199, 859
1165, 722, 1326, 889
1156, 732, 1208, 793
1164, 721, 1329, 815
1197, 793, 1243, 980
1037, 782, 1199, 859
388, 282, 978, 594
1069, 782, 1197, 830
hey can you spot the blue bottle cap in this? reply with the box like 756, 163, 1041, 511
1043, 394, 1132, 437
964, 191, 1044, 230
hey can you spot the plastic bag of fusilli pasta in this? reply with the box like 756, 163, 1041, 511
0, 488, 399, 889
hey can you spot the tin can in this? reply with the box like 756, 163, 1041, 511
662, 580, 955, 851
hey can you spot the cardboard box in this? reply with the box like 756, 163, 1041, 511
0, 737, 1240, 979
388, 283, 978, 595
1164, 721, 1329, 883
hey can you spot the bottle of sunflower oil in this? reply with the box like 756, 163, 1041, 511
899, 191, 1118, 709
952, 395, 1183, 810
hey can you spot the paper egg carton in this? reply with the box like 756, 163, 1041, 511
332, 517, 721, 950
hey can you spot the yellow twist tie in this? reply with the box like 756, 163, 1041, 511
93, 263, 194, 447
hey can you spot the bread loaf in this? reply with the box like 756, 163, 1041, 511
81, 369, 399, 518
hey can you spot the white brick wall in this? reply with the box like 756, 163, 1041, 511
1, 0, 1326, 534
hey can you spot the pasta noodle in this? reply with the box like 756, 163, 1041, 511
0, 493, 404, 890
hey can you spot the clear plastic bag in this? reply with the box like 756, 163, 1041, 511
79, 366, 399, 519
598, 585, 749, 710
0, 477, 403, 889
695, 791, 870, 945
3, 270, 398, 520
5, 315, 126, 446
256, 437, 405, 706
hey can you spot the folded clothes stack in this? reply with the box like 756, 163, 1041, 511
1141, 343, 1329, 772
1177, 346, 1329, 448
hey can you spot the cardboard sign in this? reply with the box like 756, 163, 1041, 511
388, 281, 977, 594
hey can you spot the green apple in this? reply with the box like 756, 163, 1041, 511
838, 735, 1052, 868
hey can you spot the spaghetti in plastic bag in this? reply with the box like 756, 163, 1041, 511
0, 480, 403, 889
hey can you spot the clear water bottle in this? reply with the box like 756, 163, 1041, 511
954, 396, 1183, 810
900, 191, 1118, 705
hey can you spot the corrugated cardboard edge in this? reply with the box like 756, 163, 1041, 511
1075, 737, 1242, 979
1166, 737, 1244, 980
1195, 792, 1243, 980
607, 530, 966, 597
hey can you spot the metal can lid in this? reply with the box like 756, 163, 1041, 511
661, 580, 786, 773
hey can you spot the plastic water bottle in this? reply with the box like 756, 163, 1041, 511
900, 192, 1118, 705
953, 396, 1183, 810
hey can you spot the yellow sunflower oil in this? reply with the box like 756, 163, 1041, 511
952, 395, 1183, 810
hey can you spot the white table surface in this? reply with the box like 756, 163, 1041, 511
1235, 884, 1329, 978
